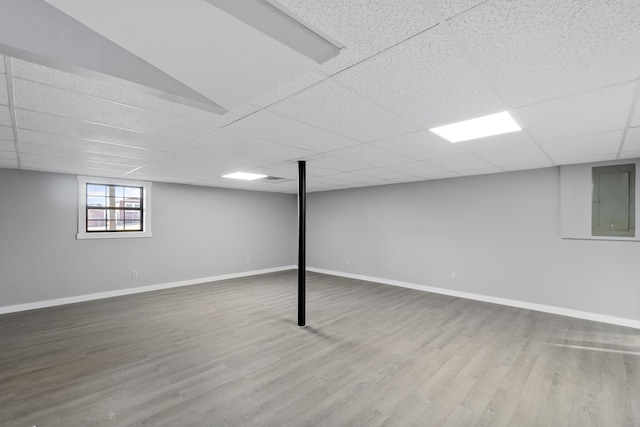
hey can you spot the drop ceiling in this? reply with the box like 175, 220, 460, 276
0, 0, 639, 194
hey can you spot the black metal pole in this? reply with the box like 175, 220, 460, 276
298, 161, 306, 327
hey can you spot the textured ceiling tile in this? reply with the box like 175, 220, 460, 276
475, 144, 549, 167
307, 155, 371, 172
0, 56, 5, 74
11, 59, 231, 128
372, 130, 467, 160
335, 26, 504, 129
325, 172, 379, 183
0, 150, 17, 160
516, 82, 635, 142
0, 106, 11, 126
385, 161, 451, 176
459, 167, 503, 176
17, 142, 149, 167
17, 129, 166, 161
19, 153, 135, 172
541, 130, 623, 160
553, 154, 618, 166
251, 71, 327, 108
631, 92, 640, 128
328, 144, 413, 167
275, 0, 437, 75
227, 109, 360, 152
0, 75, 8, 105
0, 125, 13, 140
428, 154, 495, 172
355, 167, 415, 180
501, 161, 554, 172
621, 126, 640, 152
431, 0, 491, 19
178, 129, 314, 161
451, 0, 640, 106
124, 173, 199, 184
454, 131, 535, 153
268, 80, 420, 142
263, 161, 338, 177
16, 110, 187, 152
618, 150, 640, 160
0, 139, 14, 151
13, 79, 216, 141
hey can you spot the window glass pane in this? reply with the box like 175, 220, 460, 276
124, 187, 141, 199
87, 196, 105, 207
87, 184, 106, 196
87, 220, 106, 231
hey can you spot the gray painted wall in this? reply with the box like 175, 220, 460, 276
0, 168, 296, 307
307, 167, 640, 321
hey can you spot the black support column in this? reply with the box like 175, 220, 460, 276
298, 161, 306, 327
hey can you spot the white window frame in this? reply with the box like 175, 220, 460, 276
77, 176, 152, 240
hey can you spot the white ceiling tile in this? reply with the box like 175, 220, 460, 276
323, 172, 379, 184
355, 168, 415, 180
11, 58, 242, 129
428, 154, 495, 172
385, 161, 452, 176
178, 129, 314, 161
0, 106, 11, 126
328, 144, 413, 167
268, 80, 420, 142
0, 139, 15, 151
516, 82, 635, 142
459, 167, 503, 176
227, 109, 360, 153
0, 56, 5, 74
631, 93, 640, 127
451, 0, 640, 106
17, 129, 166, 161
0, 150, 17, 160
541, 130, 623, 161
274, 0, 437, 75
0, 125, 14, 140
0, 158, 18, 169
19, 152, 137, 172
622, 127, 640, 152
251, 71, 327, 108
125, 173, 199, 185
18, 142, 149, 167
0, 75, 8, 105
372, 130, 467, 160
453, 131, 535, 153
431, 0, 490, 19
20, 162, 126, 178
13, 78, 217, 141
335, 26, 504, 129
263, 161, 338, 177
554, 154, 618, 166
16, 110, 187, 152
501, 162, 554, 172
307, 155, 371, 172
475, 144, 549, 167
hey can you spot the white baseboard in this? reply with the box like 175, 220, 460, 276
306, 267, 640, 330
0, 266, 296, 315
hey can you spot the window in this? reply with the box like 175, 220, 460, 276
592, 164, 635, 237
78, 176, 152, 239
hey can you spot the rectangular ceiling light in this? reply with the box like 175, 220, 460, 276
223, 172, 268, 180
429, 111, 521, 143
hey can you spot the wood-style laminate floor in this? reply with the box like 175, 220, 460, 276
1, 271, 639, 426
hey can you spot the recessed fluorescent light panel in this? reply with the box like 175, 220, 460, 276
223, 172, 268, 181
429, 112, 521, 143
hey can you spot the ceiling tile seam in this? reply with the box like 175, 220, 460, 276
418, 4, 557, 168
217, 104, 264, 129
615, 79, 640, 159
5, 57, 22, 168
13, 106, 196, 144
444, 0, 498, 23
252, 108, 363, 146
251, 71, 330, 110
11, 74, 224, 129
320, 22, 440, 79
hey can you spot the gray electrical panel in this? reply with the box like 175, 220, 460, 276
592, 164, 635, 237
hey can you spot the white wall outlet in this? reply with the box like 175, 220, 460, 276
132, 270, 138, 278
450, 272, 456, 280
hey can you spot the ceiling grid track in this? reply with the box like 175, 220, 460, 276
4, 56, 21, 168
616, 78, 640, 159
